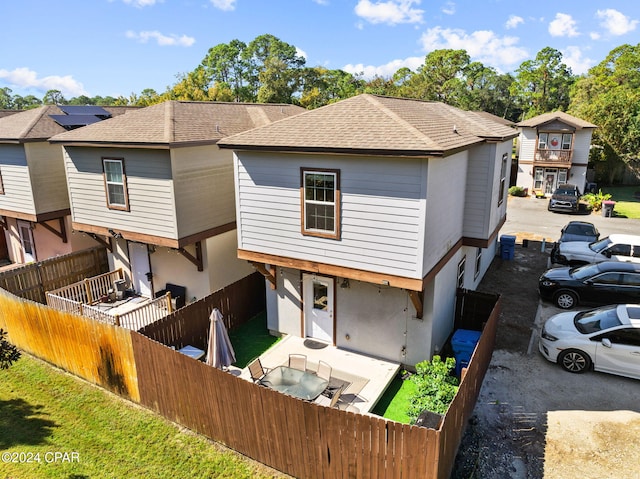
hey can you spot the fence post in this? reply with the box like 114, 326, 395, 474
84, 279, 93, 305
166, 292, 173, 313
115, 314, 120, 327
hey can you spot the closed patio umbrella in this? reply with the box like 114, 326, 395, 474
206, 308, 236, 369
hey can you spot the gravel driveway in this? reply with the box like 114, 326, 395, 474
450, 196, 640, 479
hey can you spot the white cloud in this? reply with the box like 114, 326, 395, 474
505, 15, 524, 30
210, 0, 236, 11
354, 0, 424, 25
589, 31, 601, 40
548, 13, 579, 37
596, 9, 638, 36
419, 27, 529, 70
296, 47, 307, 60
312, 0, 329, 4
561, 46, 595, 75
442, 2, 455, 15
125, 30, 195, 47
0, 67, 88, 97
122, 0, 160, 7
343, 56, 424, 79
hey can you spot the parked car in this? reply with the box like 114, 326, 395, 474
550, 221, 600, 263
548, 184, 582, 213
539, 303, 640, 379
538, 261, 640, 309
551, 234, 640, 266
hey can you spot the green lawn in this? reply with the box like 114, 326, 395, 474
0, 355, 287, 479
600, 186, 640, 219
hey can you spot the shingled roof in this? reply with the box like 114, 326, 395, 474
0, 105, 134, 143
516, 111, 597, 129
49, 101, 307, 148
217, 94, 517, 157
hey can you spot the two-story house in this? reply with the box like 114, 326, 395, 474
515, 111, 597, 195
0, 105, 132, 265
218, 94, 517, 365
49, 101, 305, 302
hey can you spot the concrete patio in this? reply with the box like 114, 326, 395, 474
232, 335, 401, 414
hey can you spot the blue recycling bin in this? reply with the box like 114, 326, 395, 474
451, 329, 482, 377
500, 235, 516, 260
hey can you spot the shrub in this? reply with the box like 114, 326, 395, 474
508, 186, 527, 197
406, 355, 459, 421
581, 189, 611, 212
0, 328, 21, 369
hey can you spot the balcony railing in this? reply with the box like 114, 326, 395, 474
534, 148, 573, 165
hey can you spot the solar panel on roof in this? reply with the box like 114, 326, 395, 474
49, 114, 103, 127
58, 105, 111, 118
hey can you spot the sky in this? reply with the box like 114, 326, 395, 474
1, 0, 639, 100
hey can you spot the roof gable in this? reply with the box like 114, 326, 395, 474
516, 111, 597, 130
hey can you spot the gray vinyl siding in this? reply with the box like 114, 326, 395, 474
171, 145, 236, 238
572, 130, 593, 165
64, 147, 177, 238
518, 128, 537, 162
422, 152, 467, 274
463, 141, 512, 239
236, 152, 426, 278
25, 142, 70, 213
0, 144, 36, 215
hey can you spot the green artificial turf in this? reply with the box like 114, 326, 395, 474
370, 375, 416, 424
228, 311, 281, 368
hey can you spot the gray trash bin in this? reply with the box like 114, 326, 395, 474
602, 200, 615, 218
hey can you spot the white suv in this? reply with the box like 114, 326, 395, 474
552, 234, 640, 266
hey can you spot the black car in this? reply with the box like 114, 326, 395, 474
548, 184, 581, 213
538, 261, 640, 309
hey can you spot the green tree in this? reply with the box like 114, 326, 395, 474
0, 328, 20, 369
399, 49, 470, 103
407, 356, 459, 420
42, 89, 66, 105
510, 47, 575, 119
570, 44, 640, 184
12, 95, 41, 109
0, 87, 14, 109
299, 67, 363, 109
201, 39, 251, 102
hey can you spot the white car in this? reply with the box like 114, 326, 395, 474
552, 234, 640, 266
539, 304, 640, 379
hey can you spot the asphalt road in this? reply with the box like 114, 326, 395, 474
500, 195, 640, 243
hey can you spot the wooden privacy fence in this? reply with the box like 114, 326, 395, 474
0, 246, 109, 303
0, 280, 500, 479
140, 271, 266, 349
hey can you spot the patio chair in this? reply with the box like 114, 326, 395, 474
315, 384, 344, 407
288, 353, 307, 371
248, 357, 268, 383
316, 360, 332, 382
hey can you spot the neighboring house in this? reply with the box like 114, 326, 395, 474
49, 101, 305, 302
515, 111, 597, 195
218, 94, 517, 365
0, 105, 132, 265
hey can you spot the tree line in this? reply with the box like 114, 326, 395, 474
1, 34, 639, 183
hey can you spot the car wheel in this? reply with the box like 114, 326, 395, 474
554, 290, 577, 309
558, 349, 592, 373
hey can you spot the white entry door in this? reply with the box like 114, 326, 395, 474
303, 273, 334, 343
129, 242, 152, 297
17, 220, 36, 263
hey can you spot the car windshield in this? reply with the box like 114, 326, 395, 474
554, 186, 576, 195
564, 224, 596, 236
574, 305, 622, 334
570, 263, 601, 280
589, 237, 612, 253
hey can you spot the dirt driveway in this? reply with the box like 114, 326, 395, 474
450, 202, 640, 479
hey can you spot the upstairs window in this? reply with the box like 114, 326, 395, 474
498, 153, 508, 205
562, 134, 573, 150
103, 158, 129, 211
301, 168, 340, 239
537, 133, 548, 150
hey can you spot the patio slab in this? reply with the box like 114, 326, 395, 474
234, 335, 401, 414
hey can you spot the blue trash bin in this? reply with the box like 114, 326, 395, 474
451, 329, 482, 377
500, 235, 516, 260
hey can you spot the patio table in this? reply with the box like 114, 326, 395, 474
178, 345, 206, 361
260, 365, 328, 400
